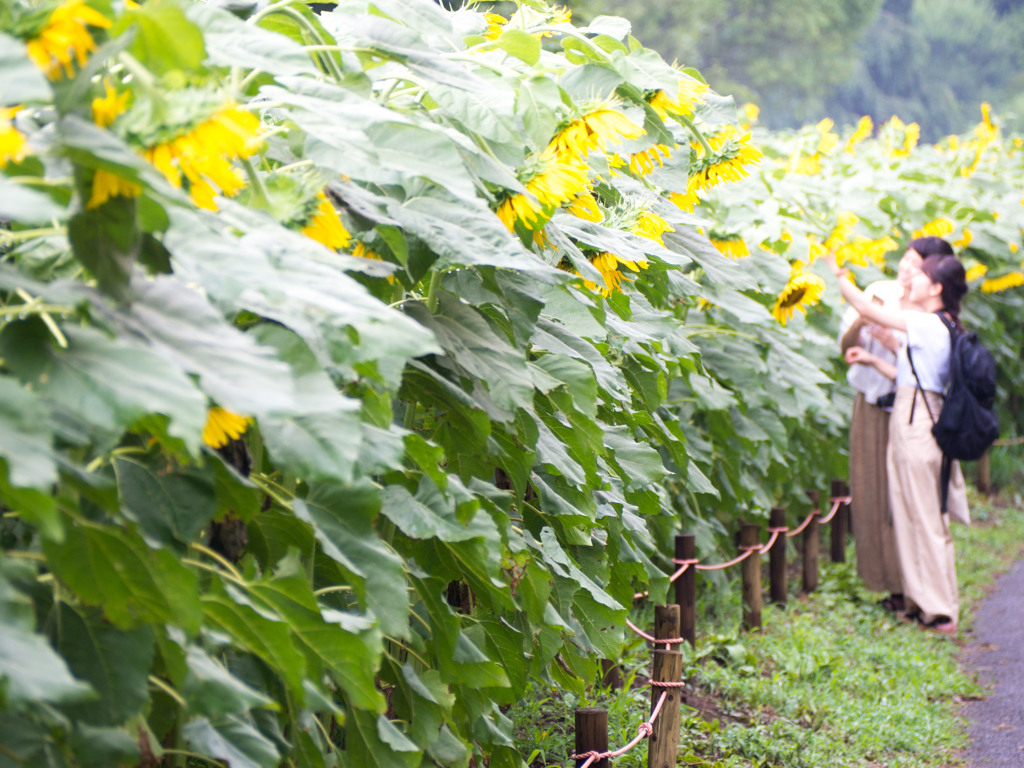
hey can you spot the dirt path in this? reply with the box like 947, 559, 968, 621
960, 556, 1024, 767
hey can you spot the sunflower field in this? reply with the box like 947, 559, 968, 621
0, 0, 1022, 766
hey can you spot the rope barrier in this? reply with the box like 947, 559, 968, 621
819, 495, 851, 524
694, 546, 754, 571
785, 510, 817, 538
572, 690, 669, 768
631, 493, 852, 599
632, 559, 697, 600
626, 618, 688, 646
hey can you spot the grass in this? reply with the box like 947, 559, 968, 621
510, 490, 1024, 768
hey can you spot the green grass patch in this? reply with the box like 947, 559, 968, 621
511, 492, 1024, 768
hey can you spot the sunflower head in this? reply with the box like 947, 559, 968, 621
772, 271, 826, 325
203, 407, 251, 449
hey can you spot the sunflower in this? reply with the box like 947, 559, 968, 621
789, 152, 822, 176
628, 144, 671, 175
980, 271, 1024, 294
483, 12, 507, 40
143, 104, 262, 210
590, 250, 647, 295
91, 80, 129, 128
566, 191, 602, 222
965, 264, 987, 282
669, 189, 701, 212
823, 212, 860, 254
710, 236, 749, 259
302, 192, 351, 249
884, 115, 920, 158
845, 116, 873, 152
835, 235, 898, 268
952, 228, 973, 249
686, 128, 762, 197
26, 0, 111, 80
496, 149, 590, 231
632, 210, 673, 245
87, 169, 141, 209
549, 103, 645, 160
912, 217, 954, 239
739, 102, 759, 131
772, 271, 826, 325
647, 76, 709, 121
203, 407, 251, 449
0, 107, 28, 168
815, 118, 839, 155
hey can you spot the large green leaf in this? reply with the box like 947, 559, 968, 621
200, 586, 308, 698
405, 295, 535, 415
114, 457, 217, 548
183, 645, 277, 719
295, 483, 408, 637
0, 376, 55, 490
0, 578, 94, 709
0, 320, 207, 451
183, 715, 280, 768
0, 177, 64, 224
187, 4, 318, 77
51, 604, 154, 726
246, 557, 385, 711
44, 521, 202, 633
0, 32, 50, 103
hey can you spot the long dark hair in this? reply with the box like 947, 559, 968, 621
920, 250, 968, 330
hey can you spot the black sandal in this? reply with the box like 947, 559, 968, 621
879, 594, 905, 614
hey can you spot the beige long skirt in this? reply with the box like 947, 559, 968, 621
848, 392, 902, 594
887, 386, 966, 624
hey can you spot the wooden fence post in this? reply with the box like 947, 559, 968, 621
674, 534, 696, 648
647, 606, 682, 768
803, 490, 819, 594
769, 507, 787, 606
574, 708, 608, 768
829, 478, 847, 563
740, 523, 762, 630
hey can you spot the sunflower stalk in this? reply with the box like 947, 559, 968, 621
677, 113, 715, 157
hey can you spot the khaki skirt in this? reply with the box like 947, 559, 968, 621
886, 386, 965, 624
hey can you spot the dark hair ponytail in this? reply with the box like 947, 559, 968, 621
920, 252, 968, 330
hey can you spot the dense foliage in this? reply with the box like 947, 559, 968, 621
0, 0, 1021, 766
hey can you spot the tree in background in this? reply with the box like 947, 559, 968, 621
827, 0, 1024, 140
568, 0, 883, 126
567, 0, 1024, 136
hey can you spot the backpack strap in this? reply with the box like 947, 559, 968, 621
905, 345, 936, 425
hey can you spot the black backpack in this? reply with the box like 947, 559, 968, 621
907, 312, 999, 512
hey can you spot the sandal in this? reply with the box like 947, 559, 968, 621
879, 594, 906, 614
921, 616, 958, 637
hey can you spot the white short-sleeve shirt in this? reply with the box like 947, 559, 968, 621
839, 281, 904, 404
895, 312, 952, 392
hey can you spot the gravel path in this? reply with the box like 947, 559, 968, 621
961, 556, 1024, 767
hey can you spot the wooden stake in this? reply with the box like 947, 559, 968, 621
674, 534, 696, 648
574, 708, 608, 768
740, 523, 762, 630
768, 507, 787, 605
647, 606, 682, 768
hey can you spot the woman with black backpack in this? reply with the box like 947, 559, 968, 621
825, 236, 969, 637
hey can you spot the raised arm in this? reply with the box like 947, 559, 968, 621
824, 253, 907, 332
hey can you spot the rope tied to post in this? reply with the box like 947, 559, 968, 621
785, 509, 818, 537
571, 690, 669, 767
632, 558, 698, 600
819, 495, 851, 524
